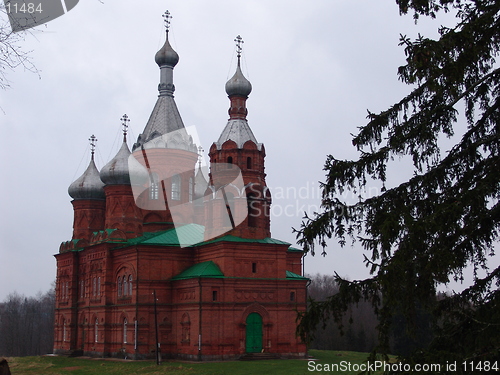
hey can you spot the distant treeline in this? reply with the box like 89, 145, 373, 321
0, 288, 55, 357
306, 273, 435, 356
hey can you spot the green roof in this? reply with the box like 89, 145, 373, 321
287, 246, 304, 253
286, 270, 309, 280
196, 235, 290, 247
117, 224, 205, 248
171, 261, 225, 280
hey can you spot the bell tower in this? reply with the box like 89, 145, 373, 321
207, 36, 271, 240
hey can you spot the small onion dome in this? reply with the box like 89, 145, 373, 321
155, 32, 179, 67
100, 141, 148, 186
68, 159, 105, 200
225, 62, 252, 97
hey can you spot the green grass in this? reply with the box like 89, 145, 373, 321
6, 350, 387, 374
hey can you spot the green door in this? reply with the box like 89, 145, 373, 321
245, 313, 263, 353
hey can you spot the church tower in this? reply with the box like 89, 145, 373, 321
207, 36, 271, 240
132, 11, 198, 231
67, 135, 105, 241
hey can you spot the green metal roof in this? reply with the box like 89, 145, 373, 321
117, 224, 205, 248
195, 235, 290, 247
287, 246, 304, 253
171, 261, 225, 280
286, 270, 309, 280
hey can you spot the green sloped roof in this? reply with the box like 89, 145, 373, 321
171, 261, 225, 280
118, 224, 205, 247
286, 270, 309, 280
195, 235, 290, 247
287, 246, 303, 253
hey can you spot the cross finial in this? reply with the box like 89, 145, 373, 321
234, 35, 243, 59
89, 134, 97, 160
162, 10, 172, 32
198, 146, 204, 168
121, 114, 130, 141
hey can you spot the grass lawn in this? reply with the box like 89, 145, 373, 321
6, 350, 387, 374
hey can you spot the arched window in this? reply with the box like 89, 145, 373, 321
128, 275, 133, 296
189, 177, 193, 202
63, 319, 67, 342
94, 318, 99, 342
171, 174, 181, 201
123, 276, 128, 297
247, 157, 252, 169
247, 192, 258, 227
150, 172, 159, 200
117, 276, 122, 297
123, 318, 128, 344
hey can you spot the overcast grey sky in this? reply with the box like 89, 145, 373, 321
0, 0, 478, 300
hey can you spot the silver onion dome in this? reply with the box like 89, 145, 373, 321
100, 140, 149, 186
155, 32, 179, 68
68, 158, 105, 200
225, 62, 252, 97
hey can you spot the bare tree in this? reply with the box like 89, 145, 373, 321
0, 3, 38, 90
0, 286, 55, 357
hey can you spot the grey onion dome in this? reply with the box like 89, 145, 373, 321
100, 140, 150, 186
155, 31, 179, 67
68, 158, 105, 200
225, 62, 252, 97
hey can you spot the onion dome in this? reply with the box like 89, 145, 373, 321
155, 33, 179, 67
225, 61, 252, 97
68, 158, 105, 200
69, 135, 105, 200
100, 115, 149, 186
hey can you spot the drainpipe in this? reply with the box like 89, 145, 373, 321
198, 277, 202, 361
153, 290, 160, 365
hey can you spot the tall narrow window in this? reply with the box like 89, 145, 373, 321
128, 275, 133, 296
63, 319, 67, 342
65, 282, 69, 300
252, 262, 257, 273
212, 290, 218, 301
171, 174, 181, 201
93, 277, 97, 297
189, 177, 193, 202
227, 156, 233, 168
97, 277, 101, 296
118, 277, 122, 297
94, 318, 99, 342
150, 172, 159, 200
123, 318, 128, 344
123, 276, 128, 297
247, 157, 252, 169
80, 281, 84, 299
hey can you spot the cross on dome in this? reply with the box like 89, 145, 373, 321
163, 10, 172, 32
121, 114, 130, 141
234, 35, 243, 59
89, 134, 97, 160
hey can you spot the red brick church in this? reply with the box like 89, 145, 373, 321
53, 12, 307, 360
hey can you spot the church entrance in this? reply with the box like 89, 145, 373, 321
245, 312, 263, 353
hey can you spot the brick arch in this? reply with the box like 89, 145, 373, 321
240, 303, 270, 325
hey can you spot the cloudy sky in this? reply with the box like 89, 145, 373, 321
0, 0, 473, 300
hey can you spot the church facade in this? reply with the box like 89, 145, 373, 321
53, 14, 307, 361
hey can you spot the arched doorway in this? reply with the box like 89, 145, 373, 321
245, 312, 263, 353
